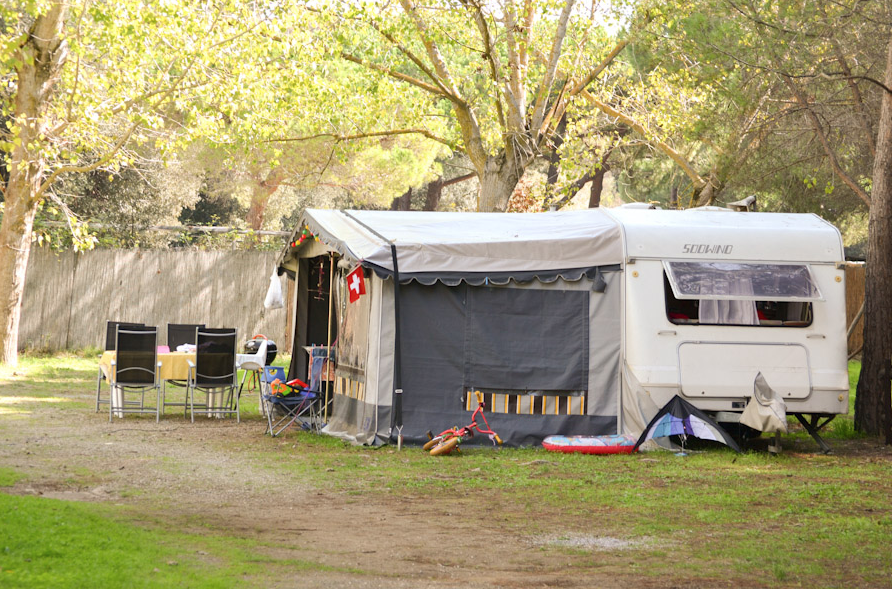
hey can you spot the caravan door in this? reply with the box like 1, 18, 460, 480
678, 342, 811, 399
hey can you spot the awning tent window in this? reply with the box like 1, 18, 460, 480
663, 262, 822, 301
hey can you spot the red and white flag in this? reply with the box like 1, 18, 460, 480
347, 266, 366, 303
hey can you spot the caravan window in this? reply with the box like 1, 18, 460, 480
664, 262, 821, 300
663, 262, 818, 327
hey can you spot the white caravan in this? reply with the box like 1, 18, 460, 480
610, 207, 847, 451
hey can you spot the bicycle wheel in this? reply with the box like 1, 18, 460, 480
430, 436, 460, 456
422, 436, 445, 451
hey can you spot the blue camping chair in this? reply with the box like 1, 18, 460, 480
260, 366, 321, 437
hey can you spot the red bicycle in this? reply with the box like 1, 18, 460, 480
423, 390, 503, 456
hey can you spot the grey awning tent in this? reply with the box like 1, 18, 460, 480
279, 208, 624, 281
278, 208, 625, 446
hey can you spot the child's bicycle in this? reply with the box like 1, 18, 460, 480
423, 390, 503, 456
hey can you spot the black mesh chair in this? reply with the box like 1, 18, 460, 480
161, 323, 205, 416
108, 326, 160, 422
187, 328, 239, 422
167, 323, 205, 351
95, 321, 144, 412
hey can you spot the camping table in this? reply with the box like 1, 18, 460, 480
100, 351, 227, 418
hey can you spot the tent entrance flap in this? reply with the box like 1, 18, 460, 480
678, 342, 811, 399
397, 282, 613, 445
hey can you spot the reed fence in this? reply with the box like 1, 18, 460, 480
20, 247, 290, 352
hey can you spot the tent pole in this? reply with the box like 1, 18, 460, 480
325, 252, 334, 423
390, 244, 403, 449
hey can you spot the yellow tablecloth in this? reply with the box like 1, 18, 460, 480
99, 351, 195, 382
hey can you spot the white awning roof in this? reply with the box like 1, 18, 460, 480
283, 209, 624, 278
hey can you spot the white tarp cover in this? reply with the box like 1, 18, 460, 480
297, 209, 623, 276
740, 372, 788, 433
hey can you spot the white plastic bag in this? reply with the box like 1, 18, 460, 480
264, 271, 285, 309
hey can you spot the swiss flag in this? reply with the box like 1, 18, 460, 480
347, 266, 366, 303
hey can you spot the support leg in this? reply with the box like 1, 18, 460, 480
794, 414, 833, 454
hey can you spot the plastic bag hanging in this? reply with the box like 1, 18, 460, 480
264, 271, 285, 309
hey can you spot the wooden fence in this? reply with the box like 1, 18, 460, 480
846, 262, 865, 356
20, 247, 290, 352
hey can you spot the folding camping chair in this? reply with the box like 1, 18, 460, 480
186, 328, 239, 422
96, 321, 144, 412
108, 325, 161, 422
161, 323, 204, 416
260, 366, 321, 436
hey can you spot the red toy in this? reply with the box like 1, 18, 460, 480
423, 390, 503, 455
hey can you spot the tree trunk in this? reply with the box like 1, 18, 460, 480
390, 188, 412, 211
544, 116, 569, 205
694, 173, 723, 207
855, 35, 892, 443
478, 153, 523, 212
587, 165, 607, 208
246, 167, 285, 231
0, 4, 68, 367
425, 178, 443, 211
424, 173, 473, 211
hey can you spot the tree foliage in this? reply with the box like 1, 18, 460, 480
319, 0, 655, 211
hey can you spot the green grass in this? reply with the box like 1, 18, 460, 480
0, 467, 25, 487
1, 353, 890, 588
0, 493, 352, 588
255, 431, 892, 587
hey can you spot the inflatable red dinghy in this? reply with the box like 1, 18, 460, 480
542, 434, 638, 455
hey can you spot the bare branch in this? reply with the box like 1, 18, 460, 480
828, 36, 876, 156
779, 73, 871, 205
34, 122, 138, 203
459, 0, 509, 131
674, 31, 892, 95
443, 172, 475, 187
530, 0, 576, 134
568, 36, 630, 97
398, 0, 462, 98
341, 52, 450, 97
581, 89, 707, 189
265, 128, 458, 150
363, 18, 457, 99
398, 0, 488, 173
503, 1, 524, 112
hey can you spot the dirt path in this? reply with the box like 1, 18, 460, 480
4, 399, 699, 589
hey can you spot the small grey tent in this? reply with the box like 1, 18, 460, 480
278, 208, 624, 446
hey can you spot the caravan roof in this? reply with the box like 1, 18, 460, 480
605, 208, 844, 263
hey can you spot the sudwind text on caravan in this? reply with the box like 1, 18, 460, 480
681, 244, 733, 255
